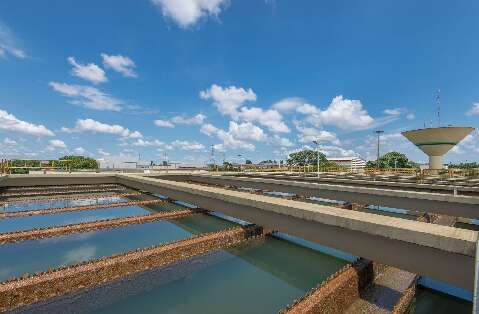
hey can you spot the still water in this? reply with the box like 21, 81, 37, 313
17, 236, 349, 314
0, 196, 128, 212
0, 213, 236, 281
413, 286, 472, 313
0, 205, 150, 233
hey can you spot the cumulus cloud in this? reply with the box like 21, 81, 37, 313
0, 109, 54, 136
171, 113, 206, 125
151, 0, 229, 28
200, 123, 219, 136
227, 121, 266, 142
154, 113, 206, 128
238, 107, 290, 133
273, 95, 381, 130
74, 147, 85, 154
272, 97, 304, 112
200, 84, 256, 117
0, 22, 26, 59
171, 140, 205, 150
49, 82, 123, 111
318, 96, 374, 130
270, 135, 294, 147
200, 84, 289, 133
3, 138, 17, 145
200, 121, 258, 151
101, 53, 137, 78
467, 103, 479, 116
294, 123, 340, 145
154, 119, 175, 128
49, 139, 67, 149
67, 57, 107, 85
61, 119, 142, 139
132, 139, 165, 147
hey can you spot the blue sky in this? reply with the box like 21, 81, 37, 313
0, 0, 478, 166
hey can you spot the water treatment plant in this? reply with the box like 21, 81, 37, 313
0, 169, 478, 313
2, 1, 479, 313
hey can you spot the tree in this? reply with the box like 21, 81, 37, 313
365, 151, 417, 169
59, 155, 99, 170
245, 159, 252, 164
287, 149, 331, 167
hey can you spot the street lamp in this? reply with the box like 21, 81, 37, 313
237, 154, 243, 172
313, 139, 320, 178
374, 130, 384, 171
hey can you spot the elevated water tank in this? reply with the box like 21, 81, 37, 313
401, 127, 474, 169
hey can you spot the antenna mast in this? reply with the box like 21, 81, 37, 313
436, 89, 441, 127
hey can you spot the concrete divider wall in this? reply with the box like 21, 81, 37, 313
280, 259, 374, 314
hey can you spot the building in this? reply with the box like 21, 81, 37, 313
327, 156, 366, 172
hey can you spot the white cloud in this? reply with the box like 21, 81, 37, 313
272, 97, 304, 112
0, 109, 54, 136
238, 107, 290, 133
67, 57, 107, 85
0, 22, 26, 59
200, 121, 256, 151
270, 135, 294, 147
101, 53, 137, 78
154, 119, 175, 128
317, 96, 374, 130
227, 121, 265, 142
294, 123, 340, 145
49, 82, 123, 111
49, 139, 67, 149
132, 139, 165, 147
200, 84, 289, 133
321, 144, 358, 158
467, 103, 479, 116
200, 123, 219, 136
3, 138, 17, 145
154, 113, 206, 128
171, 113, 206, 125
383, 108, 403, 115
200, 84, 256, 117
151, 0, 229, 28
74, 147, 85, 154
171, 140, 205, 150
406, 113, 415, 120
62, 119, 142, 139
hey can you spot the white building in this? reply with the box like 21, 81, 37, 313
327, 156, 366, 172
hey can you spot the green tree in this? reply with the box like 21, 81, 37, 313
245, 159, 252, 164
59, 155, 99, 170
366, 151, 417, 169
287, 149, 331, 167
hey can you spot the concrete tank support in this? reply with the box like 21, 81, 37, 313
430, 155, 443, 170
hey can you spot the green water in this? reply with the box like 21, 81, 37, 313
413, 286, 472, 313
0, 205, 149, 233
0, 213, 236, 281
19, 236, 349, 314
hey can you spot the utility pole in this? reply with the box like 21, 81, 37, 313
375, 130, 384, 171
313, 139, 320, 179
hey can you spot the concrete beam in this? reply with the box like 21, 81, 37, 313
117, 174, 477, 291
228, 173, 479, 194
163, 174, 479, 219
